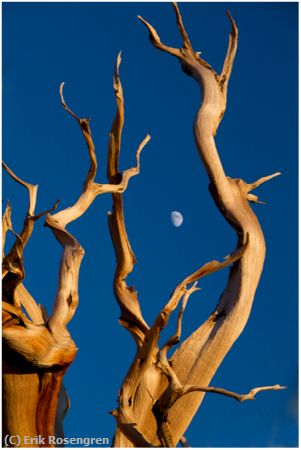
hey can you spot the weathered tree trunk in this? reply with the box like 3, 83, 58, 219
2, 76, 149, 446
2, 168, 75, 447
110, 4, 283, 447
3, 4, 284, 447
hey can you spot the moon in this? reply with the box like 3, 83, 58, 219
171, 211, 184, 227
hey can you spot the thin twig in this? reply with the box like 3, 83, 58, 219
247, 172, 282, 192
139, 239, 248, 371
219, 11, 238, 89
59, 82, 97, 188
3, 161, 38, 216
138, 15, 181, 58
33, 199, 60, 221
107, 53, 150, 348
59, 82, 81, 123
160, 282, 200, 358
173, 383, 287, 407
172, 3, 194, 54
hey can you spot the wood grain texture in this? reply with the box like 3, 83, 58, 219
2, 4, 283, 447
110, 4, 282, 446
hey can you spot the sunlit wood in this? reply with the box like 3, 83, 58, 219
2, 4, 283, 448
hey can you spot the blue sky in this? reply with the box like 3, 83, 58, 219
3, 2, 298, 447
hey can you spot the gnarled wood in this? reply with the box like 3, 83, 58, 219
110, 4, 282, 446
3, 5, 284, 447
107, 53, 150, 348
112, 241, 248, 446
2, 66, 147, 446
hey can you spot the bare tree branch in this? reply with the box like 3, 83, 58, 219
107, 53, 150, 348
2, 161, 38, 216
136, 4, 283, 445
137, 15, 181, 58
3, 5, 285, 447
112, 241, 248, 446
15, 283, 45, 325
32, 199, 60, 221
140, 240, 248, 363
219, 11, 238, 92
172, 3, 194, 55
1, 165, 74, 370
2, 301, 32, 327
2, 200, 17, 260
154, 313, 286, 447
52, 82, 149, 229
60, 82, 97, 190
177, 384, 287, 404
3, 57, 148, 368
247, 172, 282, 192
107, 51, 124, 183
2, 163, 59, 313
160, 282, 200, 358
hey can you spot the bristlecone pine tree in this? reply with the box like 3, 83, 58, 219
3, 4, 285, 448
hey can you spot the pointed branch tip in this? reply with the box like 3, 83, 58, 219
248, 172, 282, 192
137, 13, 180, 58
136, 134, 151, 159
59, 82, 82, 123
226, 10, 238, 36
172, 2, 194, 52
172, 383, 287, 407
59, 82, 65, 101
33, 198, 61, 221
115, 51, 122, 73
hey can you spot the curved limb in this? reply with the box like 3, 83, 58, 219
220, 11, 238, 93
138, 4, 282, 446
107, 52, 150, 348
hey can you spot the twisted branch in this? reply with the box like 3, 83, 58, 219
47, 78, 149, 336
140, 240, 248, 363
176, 384, 287, 405
107, 52, 150, 348
137, 4, 283, 446
3, 57, 148, 368
160, 282, 200, 359
2, 163, 59, 309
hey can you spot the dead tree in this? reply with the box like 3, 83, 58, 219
2, 56, 149, 446
110, 4, 285, 447
2, 3, 284, 448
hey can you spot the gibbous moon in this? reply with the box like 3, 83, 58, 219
171, 211, 184, 227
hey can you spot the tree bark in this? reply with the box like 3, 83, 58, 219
3, 5, 284, 447
110, 4, 282, 447
2, 78, 147, 446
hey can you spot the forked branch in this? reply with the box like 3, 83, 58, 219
153, 296, 286, 447
2, 162, 59, 304
137, 15, 181, 59
140, 240, 248, 362
137, 3, 283, 446
2, 161, 38, 215
153, 358, 286, 448
177, 384, 287, 405
160, 282, 200, 359
3, 57, 149, 368
108, 53, 150, 347
220, 10, 238, 92
60, 82, 97, 189
48, 77, 149, 336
